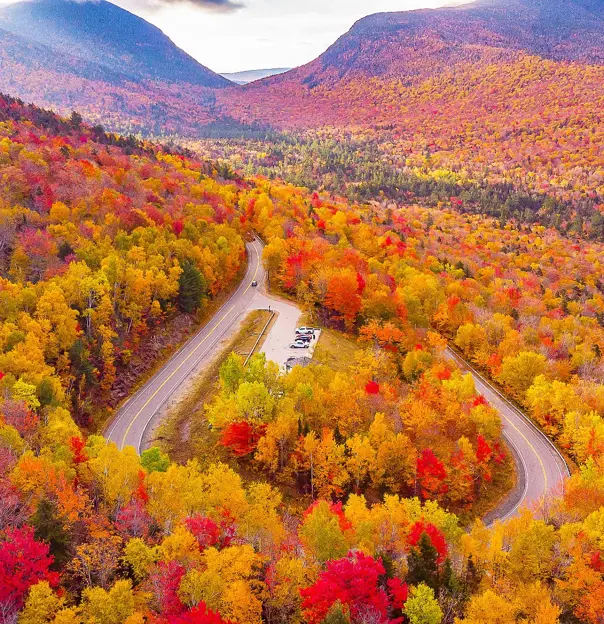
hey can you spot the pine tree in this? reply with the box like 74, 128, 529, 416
177, 260, 207, 313
407, 532, 440, 590
441, 558, 459, 595
464, 555, 482, 597
32, 499, 71, 569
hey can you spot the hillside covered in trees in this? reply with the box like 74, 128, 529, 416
2, 96, 604, 624
1, 0, 603, 240
0, 0, 230, 137
213, 0, 604, 234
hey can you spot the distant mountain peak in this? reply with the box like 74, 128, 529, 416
0, 0, 230, 87
220, 68, 291, 85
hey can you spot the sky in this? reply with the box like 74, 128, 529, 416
110, 0, 472, 74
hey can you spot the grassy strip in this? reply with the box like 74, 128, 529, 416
313, 327, 360, 371
155, 309, 274, 465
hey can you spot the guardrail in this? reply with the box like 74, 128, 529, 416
244, 310, 275, 366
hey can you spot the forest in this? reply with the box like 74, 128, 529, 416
2, 96, 604, 624
192, 132, 604, 240
217, 53, 604, 239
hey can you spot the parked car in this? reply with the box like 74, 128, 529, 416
296, 326, 317, 336
297, 335, 312, 344
289, 340, 308, 349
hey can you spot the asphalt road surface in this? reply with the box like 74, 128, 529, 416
105, 238, 570, 523
105, 239, 266, 452
445, 347, 570, 523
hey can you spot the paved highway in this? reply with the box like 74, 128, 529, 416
105, 239, 266, 452
445, 347, 570, 523
105, 238, 570, 523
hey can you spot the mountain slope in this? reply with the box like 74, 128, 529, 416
0, 24, 125, 83
250, 0, 604, 90
0, 0, 235, 136
0, 24, 220, 136
0, 0, 229, 88
218, 0, 604, 212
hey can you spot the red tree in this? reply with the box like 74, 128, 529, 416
476, 435, 493, 464
0, 526, 59, 618
69, 436, 88, 464
184, 515, 220, 551
220, 422, 267, 457
416, 449, 448, 499
144, 561, 186, 617
365, 381, 380, 395
115, 500, 153, 538
300, 551, 406, 624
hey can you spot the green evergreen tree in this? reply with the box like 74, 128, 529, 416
69, 111, 83, 129
177, 260, 207, 313
38, 377, 56, 407
464, 555, 482, 597
69, 339, 96, 388
32, 498, 71, 569
407, 532, 440, 590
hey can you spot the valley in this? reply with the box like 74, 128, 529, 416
1, 0, 604, 622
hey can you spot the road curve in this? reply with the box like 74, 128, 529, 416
105, 238, 570, 524
445, 347, 570, 523
105, 239, 266, 452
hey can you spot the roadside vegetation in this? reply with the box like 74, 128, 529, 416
156, 310, 274, 464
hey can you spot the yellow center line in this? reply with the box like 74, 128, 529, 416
448, 349, 550, 499
120, 247, 260, 448
499, 410, 549, 496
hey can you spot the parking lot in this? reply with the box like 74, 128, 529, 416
245, 290, 321, 371
283, 327, 321, 369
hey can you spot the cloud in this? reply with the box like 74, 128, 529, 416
159, 0, 243, 11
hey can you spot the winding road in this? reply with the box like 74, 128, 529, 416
105, 239, 266, 452
105, 238, 570, 522
445, 348, 570, 522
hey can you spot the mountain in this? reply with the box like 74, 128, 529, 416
0, 0, 229, 87
0, 24, 124, 82
238, 0, 604, 92
218, 0, 604, 210
0, 0, 236, 136
0, 24, 221, 136
220, 68, 290, 85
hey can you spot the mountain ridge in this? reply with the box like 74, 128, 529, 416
0, 0, 230, 87
220, 67, 291, 85
242, 0, 604, 91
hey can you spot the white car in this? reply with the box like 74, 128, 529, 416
289, 340, 308, 349
296, 327, 317, 336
